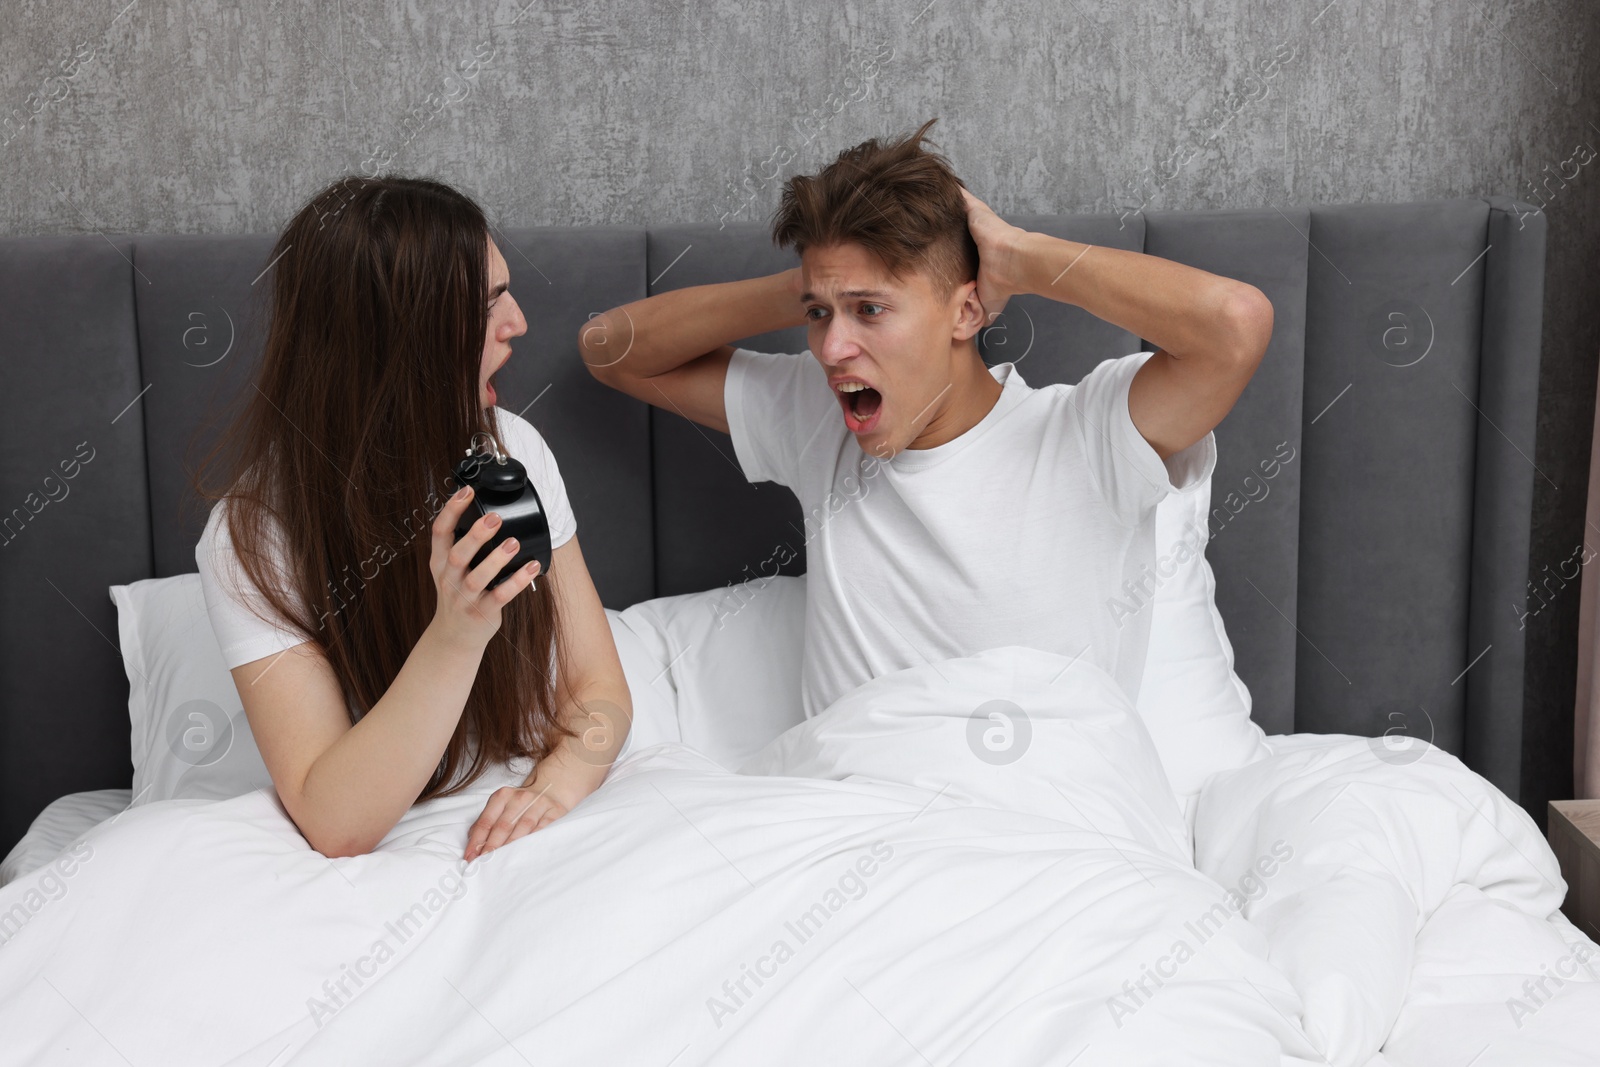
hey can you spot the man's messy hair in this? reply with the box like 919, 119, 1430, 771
771, 118, 979, 300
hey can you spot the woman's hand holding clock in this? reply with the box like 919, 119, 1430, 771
429, 484, 542, 653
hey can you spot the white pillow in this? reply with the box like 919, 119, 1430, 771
615, 575, 807, 768
606, 613, 681, 758
109, 573, 683, 803
1138, 475, 1272, 815
111, 574, 274, 805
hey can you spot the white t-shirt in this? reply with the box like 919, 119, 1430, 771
194, 406, 577, 672
724, 347, 1216, 717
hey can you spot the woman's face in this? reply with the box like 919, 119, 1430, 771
480, 237, 527, 410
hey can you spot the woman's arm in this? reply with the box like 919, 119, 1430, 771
464, 533, 633, 860
232, 486, 542, 858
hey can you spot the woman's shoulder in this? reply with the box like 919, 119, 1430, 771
489, 405, 576, 545
194, 493, 291, 577
192, 493, 308, 669
195, 495, 239, 557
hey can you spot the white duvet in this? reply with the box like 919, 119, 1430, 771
0, 645, 1595, 1066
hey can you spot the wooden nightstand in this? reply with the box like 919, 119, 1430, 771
1548, 800, 1600, 941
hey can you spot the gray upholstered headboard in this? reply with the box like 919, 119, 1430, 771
0, 196, 1547, 856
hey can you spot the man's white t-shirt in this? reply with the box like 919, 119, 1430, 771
724, 347, 1216, 718
194, 406, 578, 672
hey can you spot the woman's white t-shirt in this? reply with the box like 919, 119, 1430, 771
194, 406, 577, 672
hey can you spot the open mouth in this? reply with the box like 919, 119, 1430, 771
835, 380, 883, 435
485, 354, 509, 406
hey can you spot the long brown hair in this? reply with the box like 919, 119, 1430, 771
195, 174, 569, 802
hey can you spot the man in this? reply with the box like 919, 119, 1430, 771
580, 118, 1272, 718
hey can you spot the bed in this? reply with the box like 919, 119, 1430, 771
1, 197, 1592, 1065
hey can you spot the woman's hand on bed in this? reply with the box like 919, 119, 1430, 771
463, 782, 576, 860
461, 711, 617, 860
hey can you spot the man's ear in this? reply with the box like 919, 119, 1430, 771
950, 279, 986, 342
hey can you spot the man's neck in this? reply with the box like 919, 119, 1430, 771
905, 348, 1006, 451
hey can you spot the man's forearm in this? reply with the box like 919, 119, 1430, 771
582, 268, 807, 380
1004, 231, 1264, 362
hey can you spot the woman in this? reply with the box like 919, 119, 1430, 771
193, 175, 632, 861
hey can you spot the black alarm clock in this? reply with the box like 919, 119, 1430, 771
451, 439, 553, 590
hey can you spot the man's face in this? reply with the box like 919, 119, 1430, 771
800, 242, 980, 458
480, 236, 527, 410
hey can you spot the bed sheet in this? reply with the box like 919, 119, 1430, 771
0, 789, 131, 889
1202, 732, 1600, 1065
0, 671, 1595, 1065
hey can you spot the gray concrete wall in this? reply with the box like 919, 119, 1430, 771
3, 0, 1597, 809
